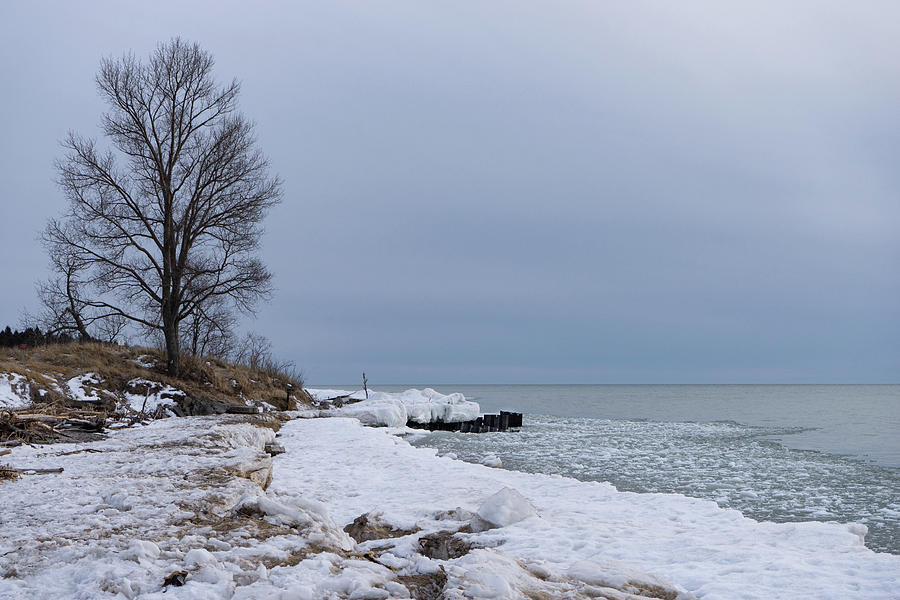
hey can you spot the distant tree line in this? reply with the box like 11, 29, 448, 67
0, 325, 77, 348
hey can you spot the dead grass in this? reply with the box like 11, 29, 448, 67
0, 342, 310, 413
397, 570, 447, 600
0, 464, 18, 482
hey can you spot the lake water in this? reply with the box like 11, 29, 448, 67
353, 384, 899, 554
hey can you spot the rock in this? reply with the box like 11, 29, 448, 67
344, 511, 418, 543
176, 396, 230, 416
225, 405, 259, 415
163, 571, 187, 587
264, 441, 285, 456
419, 531, 473, 560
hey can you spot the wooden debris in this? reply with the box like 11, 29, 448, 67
407, 411, 524, 434
1, 409, 106, 444
15, 467, 64, 474
57, 448, 102, 456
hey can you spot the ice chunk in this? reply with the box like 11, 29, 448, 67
402, 388, 480, 424
481, 454, 502, 468
311, 387, 480, 427
336, 396, 408, 428
101, 492, 132, 511
125, 540, 160, 561
477, 487, 537, 528
569, 558, 688, 599
184, 548, 217, 568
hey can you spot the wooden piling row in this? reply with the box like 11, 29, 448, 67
406, 411, 523, 433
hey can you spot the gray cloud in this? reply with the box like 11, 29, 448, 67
1, 1, 897, 382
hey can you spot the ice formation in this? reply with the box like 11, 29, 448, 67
1, 408, 897, 599
307, 387, 480, 427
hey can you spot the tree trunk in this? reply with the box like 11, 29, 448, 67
164, 322, 180, 377
65, 268, 92, 341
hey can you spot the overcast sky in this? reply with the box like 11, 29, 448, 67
1, 1, 898, 383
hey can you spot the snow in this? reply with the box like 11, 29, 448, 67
132, 355, 157, 369
270, 418, 900, 600
123, 378, 185, 414
307, 387, 480, 427
0, 373, 31, 409
0, 418, 282, 599
66, 372, 104, 402
1, 414, 897, 599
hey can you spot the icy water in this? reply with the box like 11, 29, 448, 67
378, 385, 899, 555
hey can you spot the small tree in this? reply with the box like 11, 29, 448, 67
45, 38, 281, 376
34, 253, 96, 341
181, 293, 236, 359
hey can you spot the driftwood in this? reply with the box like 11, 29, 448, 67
1, 409, 106, 444
57, 448, 102, 456
15, 467, 64, 474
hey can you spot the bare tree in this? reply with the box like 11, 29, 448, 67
45, 38, 281, 376
34, 258, 94, 341
233, 331, 273, 370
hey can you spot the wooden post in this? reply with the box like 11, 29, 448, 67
19, 344, 26, 362
362, 372, 368, 399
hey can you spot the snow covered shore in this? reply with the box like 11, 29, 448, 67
1, 402, 898, 598
275, 418, 899, 599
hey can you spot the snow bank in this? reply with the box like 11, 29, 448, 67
0, 373, 31, 409
0, 417, 315, 600
308, 387, 480, 427
66, 372, 104, 402
123, 378, 184, 414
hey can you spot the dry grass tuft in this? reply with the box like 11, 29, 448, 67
0, 464, 18, 482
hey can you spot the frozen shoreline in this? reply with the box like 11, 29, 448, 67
1, 396, 898, 598
278, 417, 899, 599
